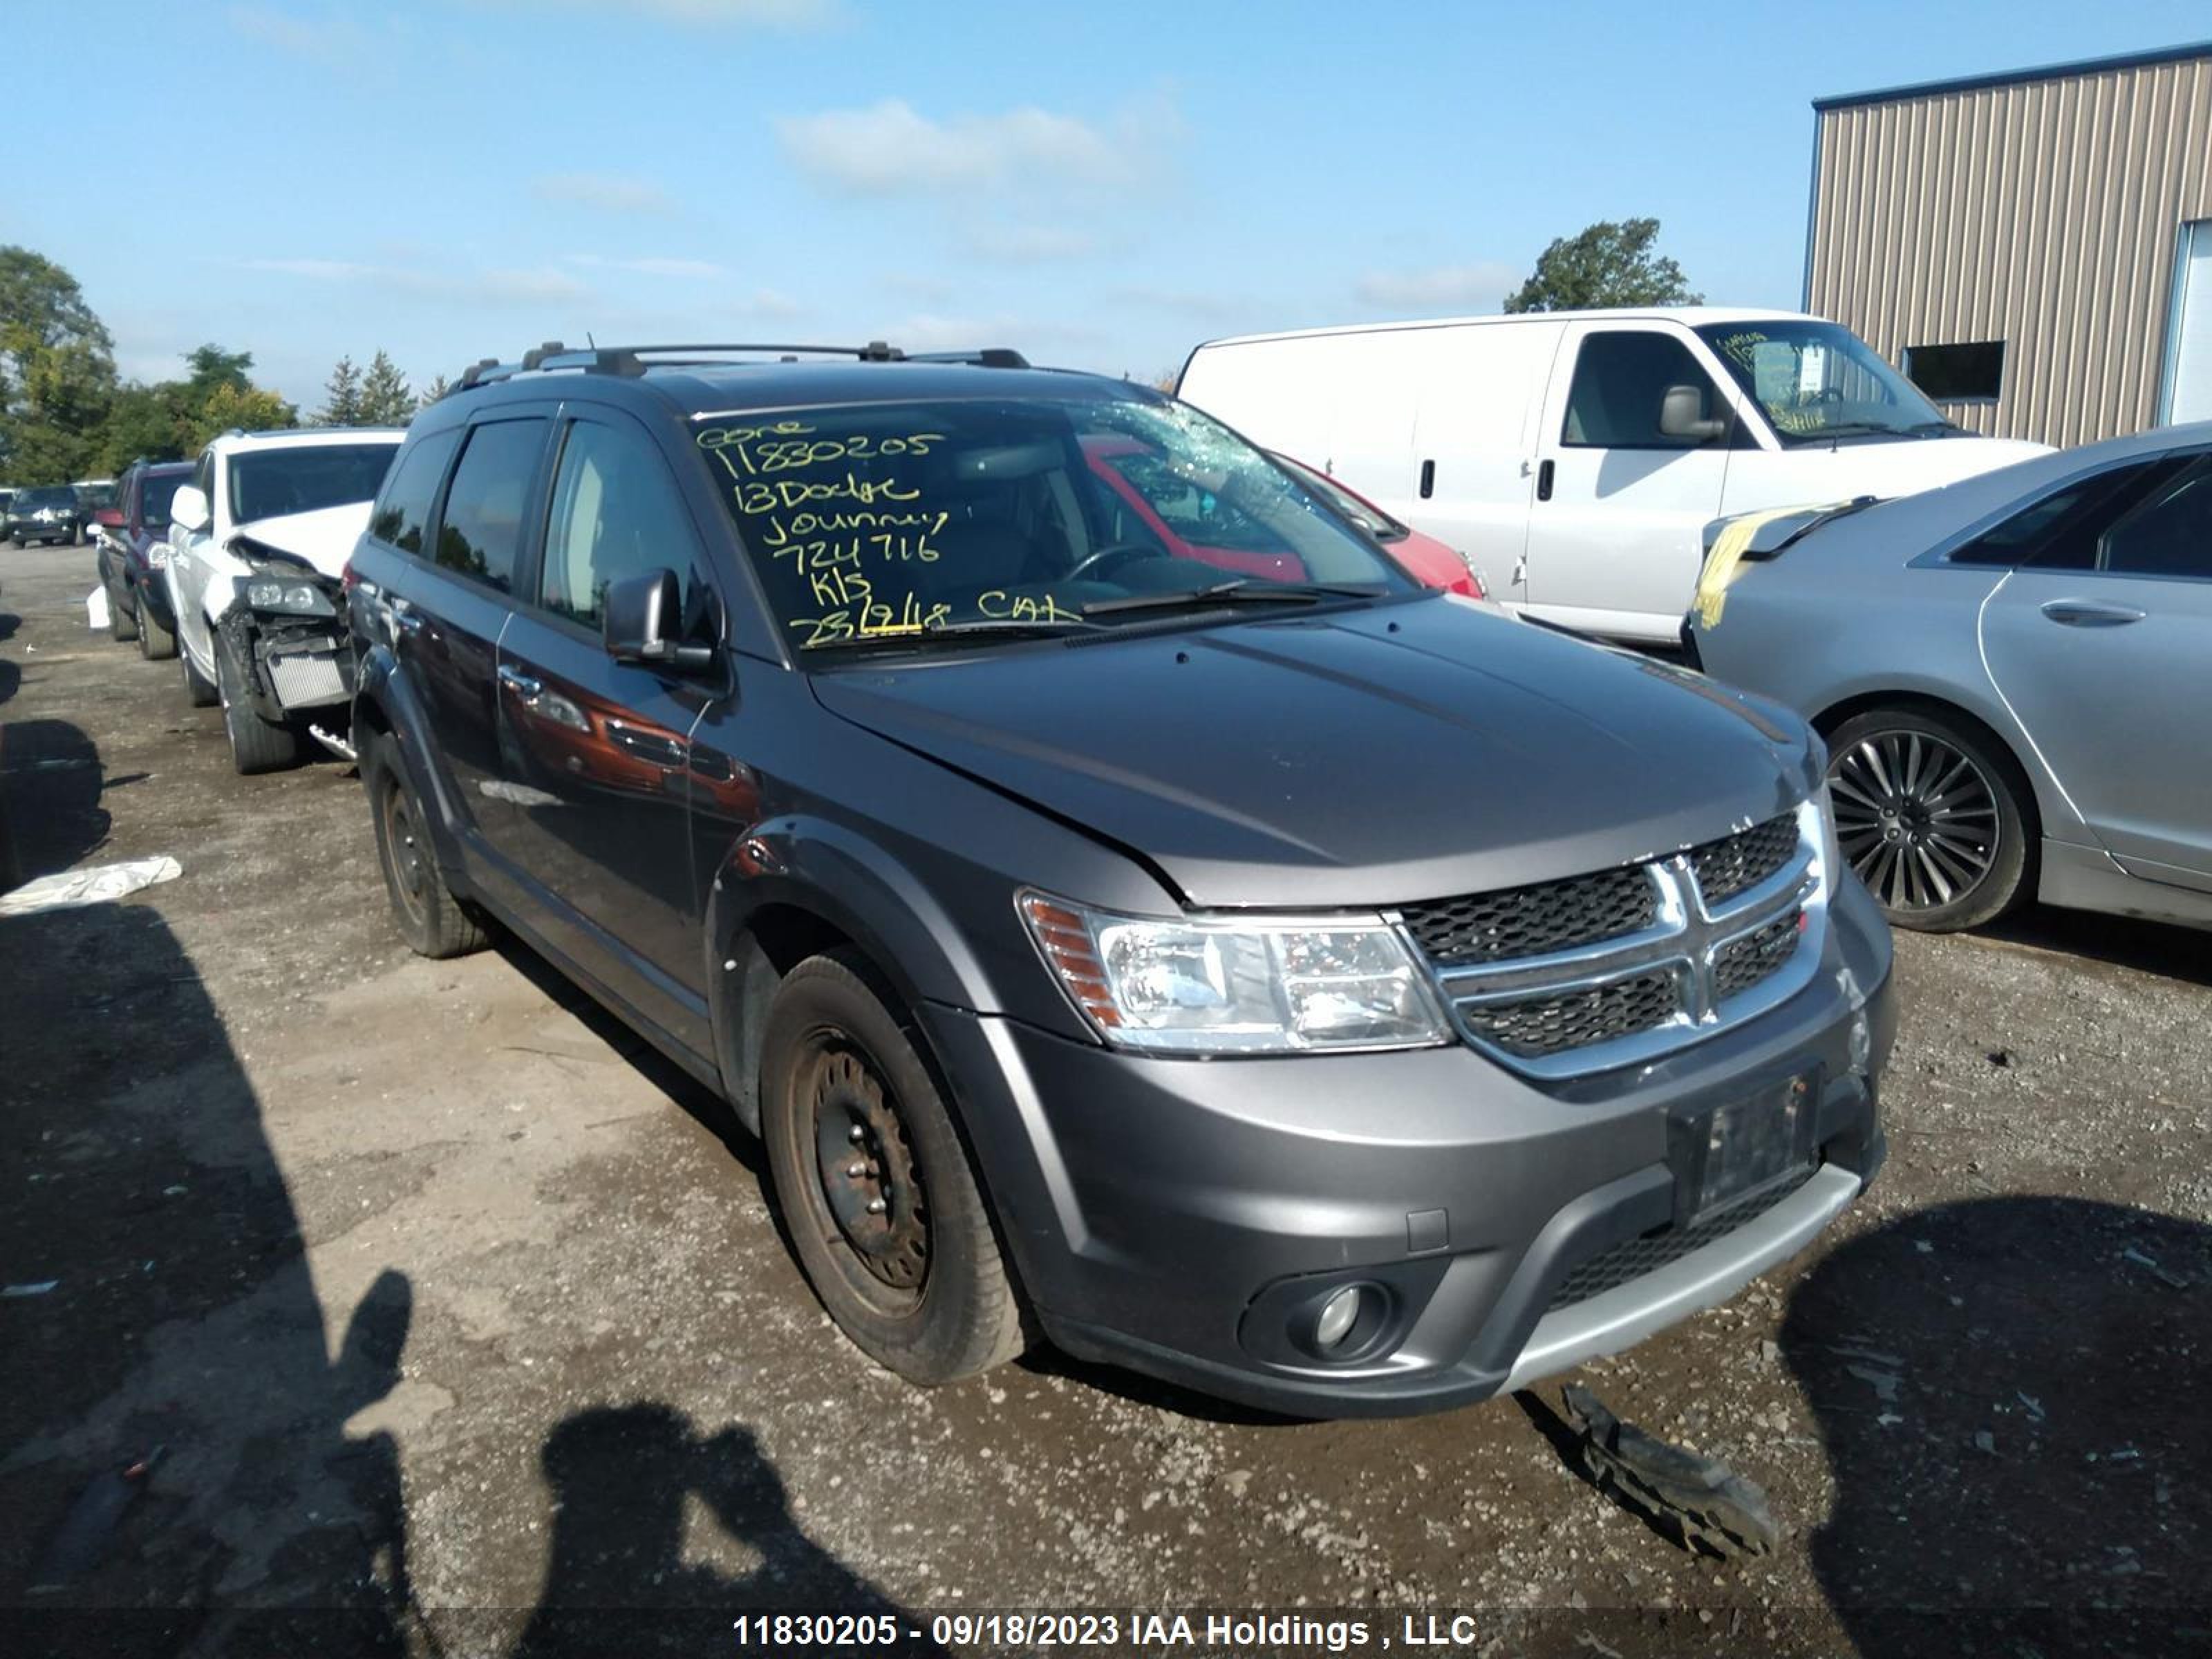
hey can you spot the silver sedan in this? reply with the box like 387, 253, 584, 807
1684, 422, 2212, 932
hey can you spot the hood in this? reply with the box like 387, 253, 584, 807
1752, 434, 2049, 500
812, 598, 1819, 909
227, 500, 373, 581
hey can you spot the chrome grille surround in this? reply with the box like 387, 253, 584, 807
1398, 800, 1830, 1080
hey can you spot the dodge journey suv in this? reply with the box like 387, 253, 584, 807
346, 341, 1895, 1416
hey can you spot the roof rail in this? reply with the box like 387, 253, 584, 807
442, 339, 1032, 394
906, 348, 1030, 368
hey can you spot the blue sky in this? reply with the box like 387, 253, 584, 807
12, 0, 2209, 407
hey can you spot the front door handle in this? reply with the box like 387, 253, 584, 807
1536, 459, 1555, 503
497, 664, 544, 699
2040, 599, 2145, 628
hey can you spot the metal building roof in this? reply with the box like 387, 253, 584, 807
1814, 39, 2212, 111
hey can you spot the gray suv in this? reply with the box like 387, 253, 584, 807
346, 342, 1894, 1415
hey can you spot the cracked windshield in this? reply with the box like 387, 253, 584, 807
695, 396, 1409, 650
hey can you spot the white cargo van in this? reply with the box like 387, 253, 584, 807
1177, 308, 2048, 643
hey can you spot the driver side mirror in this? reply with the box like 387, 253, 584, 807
603, 568, 715, 673
1658, 384, 1729, 445
169, 484, 212, 533
95, 507, 125, 529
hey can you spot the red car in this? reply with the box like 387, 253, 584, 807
1078, 435, 1487, 599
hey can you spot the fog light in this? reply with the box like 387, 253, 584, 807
1314, 1286, 1364, 1351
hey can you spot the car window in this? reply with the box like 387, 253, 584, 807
539, 418, 702, 629
1562, 332, 1727, 449
2100, 455, 2212, 579
695, 394, 1411, 653
227, 443, 397, 524
141, 471, 186, 529
1949, 458, 2187, 570
433, 421, 547, 593
370, 429, 462, 555
193, 451, 214, 516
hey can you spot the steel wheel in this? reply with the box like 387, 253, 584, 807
804, 1042, 930, 1308
380, 776, 432, 934
1828, 729, 2000, 912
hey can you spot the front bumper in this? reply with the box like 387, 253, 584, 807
924, 874, 1894, 1417
221, 608, 357, 722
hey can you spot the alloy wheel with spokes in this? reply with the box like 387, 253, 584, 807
1825, 708, 2032, 931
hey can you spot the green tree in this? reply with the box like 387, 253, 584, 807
189, 382, 294, 448
1, 245, 118, 478
180, 343, 254, 401
357, 350, 414, 426
318, 355, 363, 425
417, 373, 451, 409
94, 383, 191, 473
1503, 218, 1702, 314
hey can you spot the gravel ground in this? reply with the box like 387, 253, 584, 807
1, 543, 2206, 1659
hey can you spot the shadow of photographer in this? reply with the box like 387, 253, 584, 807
1781, 1194, 2210, 1657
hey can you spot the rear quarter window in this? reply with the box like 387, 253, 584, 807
370, 429, 462, 554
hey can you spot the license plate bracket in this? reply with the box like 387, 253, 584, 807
1669, 1068, 1819, 1222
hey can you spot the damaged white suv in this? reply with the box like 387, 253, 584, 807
165, 427, 404, 772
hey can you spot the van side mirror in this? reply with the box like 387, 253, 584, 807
170, 484, 211, 533
603, 568, 716, 673
95, 507, 125, 529
1658, 385, 1729, 444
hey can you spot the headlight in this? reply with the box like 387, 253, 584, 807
1018, 892, 1451, 1054
239, 577, 335, 616
1814, 781, 1844, 897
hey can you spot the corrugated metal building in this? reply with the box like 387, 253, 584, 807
1804, 42, 2212, 447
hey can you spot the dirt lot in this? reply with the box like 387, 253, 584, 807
1, 543, 2206, 1658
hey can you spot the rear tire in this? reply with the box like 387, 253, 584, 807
1826, 706, 2033, 932
181, 642, 220, 706
760, 953, 1027, 1387
137, 596, 177, 660
365, 735, 485, 959
216, 637, 303, 774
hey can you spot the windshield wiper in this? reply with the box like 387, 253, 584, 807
1799, 421, 1914, 443
800, 616, 1102, 653
1082, 579, 1385, 619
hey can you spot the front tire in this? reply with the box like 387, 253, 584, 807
216, 639, 301, 774
760, 953, 1026, 1387
106, 579, 138, 641
181, 641, 220, 706
365, 735, 485, 959
1826, 706, 2033, 931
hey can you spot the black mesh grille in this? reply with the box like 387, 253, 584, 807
1689, 812, 1800, 905
1400, 865, 1656, 966
1544, 1165, 1819, 1311
1714, 912, 1803, 1002
1459, 971, 1679, 1060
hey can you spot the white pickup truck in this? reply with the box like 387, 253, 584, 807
164, 427, 404, 772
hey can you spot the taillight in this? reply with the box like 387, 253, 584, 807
341, 558, 359, 593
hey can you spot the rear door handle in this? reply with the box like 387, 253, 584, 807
497, 664, 544, 699
2040, 599, 2145, 628
1536, 459, 1555, 503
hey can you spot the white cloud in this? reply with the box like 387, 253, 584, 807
243, 258, 592, 307
776, 98, 1161, 196
1110, 285, 1253, 324
225, 4, 370, 61
492, 0, 838, 24
963, 224, 1105, 263
563, 254, 729, 279
880, 312, 1106, 355
1353, 261, 1522, 312
532, 171, 677, 216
